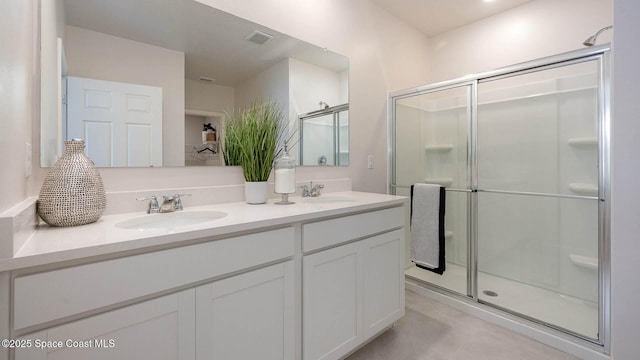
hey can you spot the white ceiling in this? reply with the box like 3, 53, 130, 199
370, 0, 535, 37
63, 0, 535, 86
63, 0, 348, 86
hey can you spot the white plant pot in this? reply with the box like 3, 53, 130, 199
244, 181, 269, 204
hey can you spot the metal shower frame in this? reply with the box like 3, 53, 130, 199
299, 103, 349, 166
388, 44, 611, 353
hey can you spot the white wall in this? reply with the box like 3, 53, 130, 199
65, 26, 186, 166
611, 0, 640, 357
185, 79, 234, 113
289, 58, 343, 115
39, 0, 65, 166
0, 0, 36, 214
20, 0, 430, 195
195, 0, 432, 193
290, 58, 345, 162
428, 0, 613, 83
235, 58, 289, 114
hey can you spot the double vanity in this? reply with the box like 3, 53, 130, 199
1, 191, 407, 360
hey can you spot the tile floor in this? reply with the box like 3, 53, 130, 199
346, 289, 579, 360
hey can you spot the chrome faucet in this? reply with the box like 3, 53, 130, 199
137, 194, 191, 213
173, 193, 191, 211
137, 195, 160, 213
160, 196, 177, 213
299, 182, 324, 197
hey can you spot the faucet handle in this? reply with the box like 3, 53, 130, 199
136, 195, 159, 213
298, 184, 310, 197
136, 195, 157, 201
173, 194, 192, 211
310, 183, 324, 197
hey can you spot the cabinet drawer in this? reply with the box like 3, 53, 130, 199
302, 206, 403, 253
14, 227, 294, 330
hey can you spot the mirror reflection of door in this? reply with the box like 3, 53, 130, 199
66, 77, 163, 167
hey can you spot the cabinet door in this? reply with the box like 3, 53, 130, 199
303, 241, 363, 360
363, 229, 405, 338
15, 290, 195, 360
195, 261, 295, 360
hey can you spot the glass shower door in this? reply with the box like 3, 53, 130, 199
299, 104, 349, 166
393, 85, 472, 296
476, 59, 601, 339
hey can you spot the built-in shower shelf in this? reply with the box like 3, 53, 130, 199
424, 144, 454, 152
445, 230, 454, 239
568, 137, 597, 147
568, 183, 598, 196
424, 178, 454, 186
569, 254, 598, 270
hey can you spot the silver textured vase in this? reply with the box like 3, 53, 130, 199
37, 139, 106, 227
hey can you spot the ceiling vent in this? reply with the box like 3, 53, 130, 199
246, 30, 273, 45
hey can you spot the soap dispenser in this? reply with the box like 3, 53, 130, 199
274, 141, 296, 205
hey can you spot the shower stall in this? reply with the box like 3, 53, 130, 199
390, 45, 610, 349
299, 103, 349, 166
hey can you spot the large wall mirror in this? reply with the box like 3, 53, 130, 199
40, 0, 349, 168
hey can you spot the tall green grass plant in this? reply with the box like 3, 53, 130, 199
222, 100, 286, 182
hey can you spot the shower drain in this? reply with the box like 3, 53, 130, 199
482, 290, 499, 297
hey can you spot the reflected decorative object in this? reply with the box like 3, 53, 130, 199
274, 141, 296, 205
223, 100, 285, 204
37, 140, 106, 226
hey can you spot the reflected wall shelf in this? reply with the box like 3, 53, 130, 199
568, 137, 597, 147
424, 178, 453, 187
568, 183, 598, 196
424, 144, 454, 152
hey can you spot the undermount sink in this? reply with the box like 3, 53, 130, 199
115, 210, 227, 230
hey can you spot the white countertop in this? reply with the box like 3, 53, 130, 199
1, 191, 407, 272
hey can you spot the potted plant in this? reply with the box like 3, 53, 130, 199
222, 100, 285, 204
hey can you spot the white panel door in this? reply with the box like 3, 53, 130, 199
15, 290, 195, 360
303, 241, 363, 360
66, 76, 162, 167
363, 229, 405, 338
195, 261, 295, 360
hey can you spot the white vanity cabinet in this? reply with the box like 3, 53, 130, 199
302, 207, 405, 360
15, 290, 196, 360
11, 227, 295, 360
303, 241, 364, 360
4, 194, 408, 360
195, 261, 295, 360
362, 230, 405, 339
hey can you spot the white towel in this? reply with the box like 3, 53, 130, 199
410, 183, 446, 274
